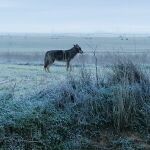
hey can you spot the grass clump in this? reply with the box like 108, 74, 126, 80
110, 60, 149, 84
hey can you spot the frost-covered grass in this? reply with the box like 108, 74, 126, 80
0, 62, 150, 149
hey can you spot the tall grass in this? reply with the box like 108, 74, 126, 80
0, 60, 150, 149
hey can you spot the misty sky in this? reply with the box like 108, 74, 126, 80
0, 0, 150, 33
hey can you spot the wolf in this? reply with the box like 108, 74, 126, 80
44, 44, 83, 72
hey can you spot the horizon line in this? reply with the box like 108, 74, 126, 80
0, 31, 150, 36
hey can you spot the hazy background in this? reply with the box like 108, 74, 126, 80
0, 0, 150, 65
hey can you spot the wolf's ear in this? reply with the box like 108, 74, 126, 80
73, 44, 76, 47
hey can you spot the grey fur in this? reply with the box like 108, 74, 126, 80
44, 44, 83, 72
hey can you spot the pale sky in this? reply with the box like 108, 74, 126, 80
0, 0, 150, 33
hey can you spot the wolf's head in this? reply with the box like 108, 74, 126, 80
74, 44, 83, 54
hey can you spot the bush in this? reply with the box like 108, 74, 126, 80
55, 62, 150, 131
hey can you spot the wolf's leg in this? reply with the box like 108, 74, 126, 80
70, 64, 72, 71
66, 61, 70, 71
47, 60, 55, 73
44, 67, 47, 72
44, 59, 49, 72
47, 66, 50, 72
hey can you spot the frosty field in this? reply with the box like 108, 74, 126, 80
0, 34, 150, 149
1, 61, 150, 149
